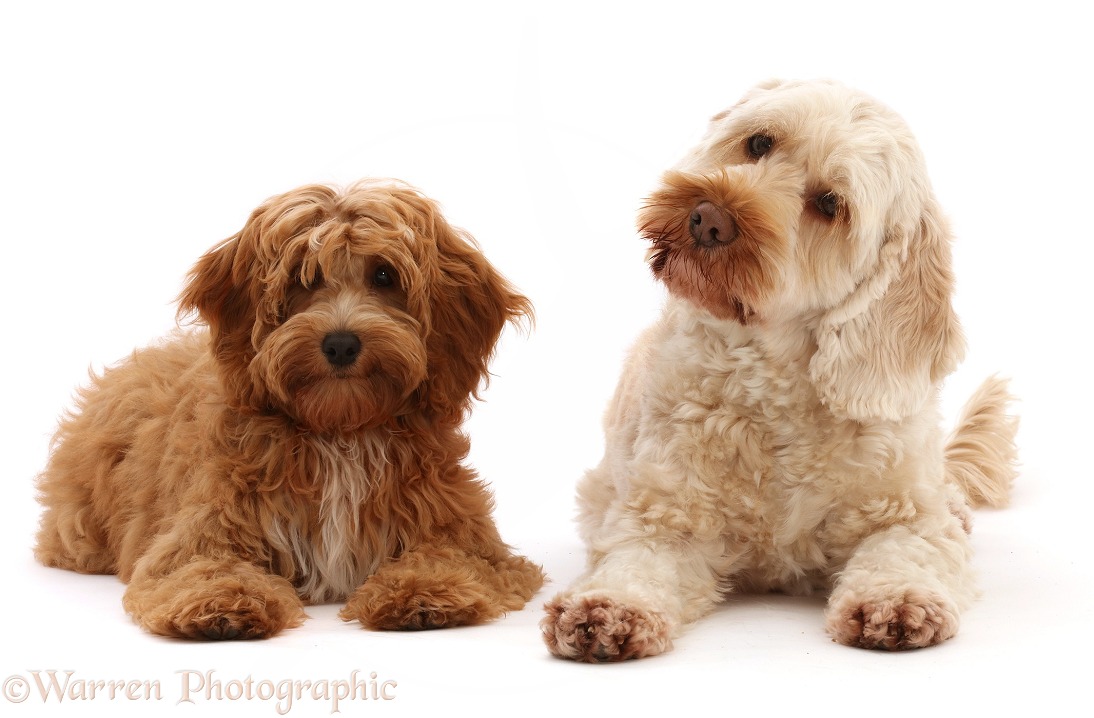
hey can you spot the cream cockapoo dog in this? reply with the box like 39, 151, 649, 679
542, 79, 1018, 661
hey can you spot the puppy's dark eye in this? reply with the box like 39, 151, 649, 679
372, 265, 397, 288
746, 134, 774, 159
815, 192, 840, 219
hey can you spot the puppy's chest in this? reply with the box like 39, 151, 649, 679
271, 436, 393, 603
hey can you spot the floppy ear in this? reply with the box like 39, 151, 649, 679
178, 233, 251, 339
176, 230, 270, 409
176, 186, 336, 409
808, 198, 965, 422
421, 223, 532, 421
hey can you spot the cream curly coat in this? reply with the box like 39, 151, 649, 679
542, 79, 1017, 661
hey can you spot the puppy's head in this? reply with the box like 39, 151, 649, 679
179, 181, 530, 432
640, 79, 963, 421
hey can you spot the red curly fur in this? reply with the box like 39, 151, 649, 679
35, 180, 544, 639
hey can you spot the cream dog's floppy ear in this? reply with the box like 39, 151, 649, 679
808, 198, 965, 422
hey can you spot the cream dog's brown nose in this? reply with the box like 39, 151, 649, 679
689, 201, 736, 247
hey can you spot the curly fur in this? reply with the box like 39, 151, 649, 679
35, 180, 544, 639
542, 79, 1018, 661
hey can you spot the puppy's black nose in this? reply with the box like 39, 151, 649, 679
322, 332, 361, 368
688, 201, 737, 247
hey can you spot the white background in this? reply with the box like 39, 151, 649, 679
2, 1, 1091, 716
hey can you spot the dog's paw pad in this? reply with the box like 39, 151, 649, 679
827, 590, 958, 650
341, 578, 495, 630
173, 595, 294, 641
541, 594, 671, 662
196, 617, 245, 641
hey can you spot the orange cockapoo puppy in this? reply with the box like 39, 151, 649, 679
542, 79, 1018, 661
36, 181, 543, 639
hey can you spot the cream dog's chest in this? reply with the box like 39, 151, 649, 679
651, 338, 896, 579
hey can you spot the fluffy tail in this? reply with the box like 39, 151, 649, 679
944, 376, 1019, 509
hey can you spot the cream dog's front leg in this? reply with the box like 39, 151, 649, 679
542, 513, 729, 662
825, 518, 974, 650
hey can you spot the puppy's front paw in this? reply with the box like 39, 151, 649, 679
826, 589, 958, 650
541, 594, 671, 662
341, 573, 498, 630
167, 592, 299, 640
124, 564, 306, 641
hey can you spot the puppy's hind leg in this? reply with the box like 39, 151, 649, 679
34, 413, 127, 575
34, 497, 116, 576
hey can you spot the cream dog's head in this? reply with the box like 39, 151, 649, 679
640, 79, 964, 422
179, 181, 530, 432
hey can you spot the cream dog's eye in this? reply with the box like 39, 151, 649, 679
815, 192, 839, 218
747, 133, 774, 158
372, 265, 397, 288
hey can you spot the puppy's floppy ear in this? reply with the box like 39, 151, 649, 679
178, 233, 251, 337
808, 198, 965, 422
177, 229, 271, 408
421, 221, 532, 420
177, 186, 333, 361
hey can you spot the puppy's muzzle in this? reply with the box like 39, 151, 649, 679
689, 201, 737, 248
322, 332, 362, 368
